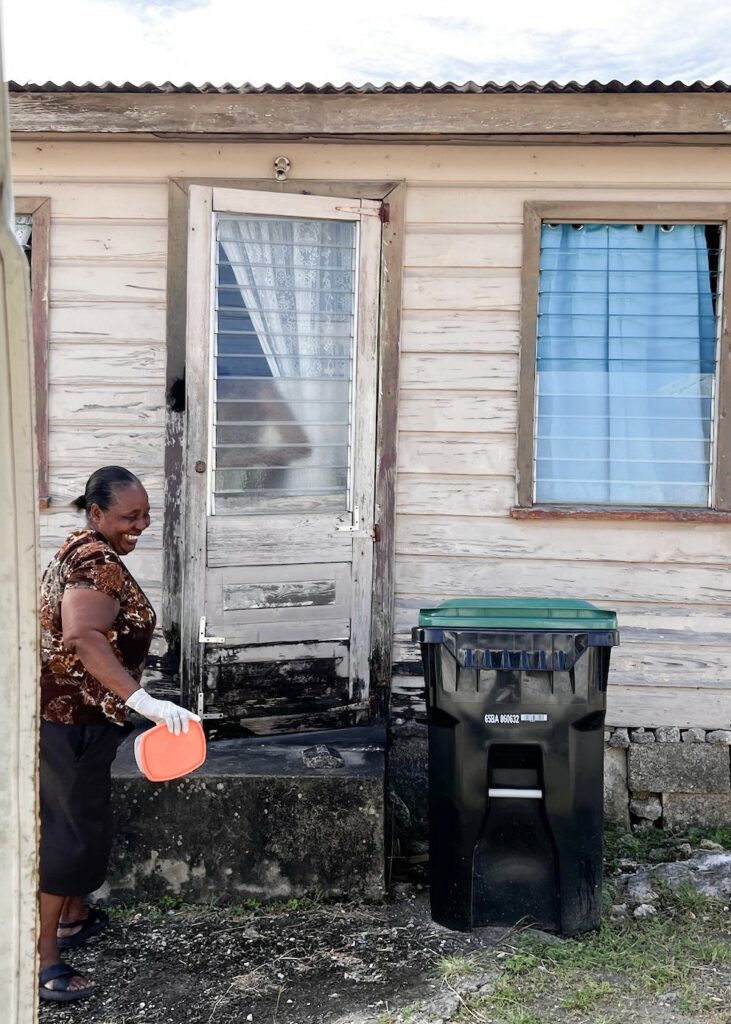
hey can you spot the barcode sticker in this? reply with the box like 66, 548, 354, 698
484, 712, 550, 725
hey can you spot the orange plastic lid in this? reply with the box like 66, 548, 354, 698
133, 721, 207, 782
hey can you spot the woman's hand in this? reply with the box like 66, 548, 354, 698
125, 689, 201, 735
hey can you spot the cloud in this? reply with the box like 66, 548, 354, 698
5, 0, 731, 85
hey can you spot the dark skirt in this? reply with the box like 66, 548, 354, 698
39, 720, 129, 895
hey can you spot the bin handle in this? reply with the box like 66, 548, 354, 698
488, 788, 543, 799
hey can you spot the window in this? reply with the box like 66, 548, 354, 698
518, 204, 731, 515
14, 197, 50, 509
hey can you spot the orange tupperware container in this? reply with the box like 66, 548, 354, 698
133, 720, 207, 782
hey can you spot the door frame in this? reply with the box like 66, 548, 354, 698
163, 176, 405, 717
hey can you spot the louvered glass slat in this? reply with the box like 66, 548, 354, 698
536, 437, 712, 461
539, 293, 716, 316
218, 423, 349, 446
217, 378, 351, 402
214, 466, 349, 505
217, 401, 350, 426
218, 336, 353, 356
212, 214, 357, 514
538, 315, 716, 335
539, 248, 721, 272
535, 223, 720, 507
217, 444, 349, 469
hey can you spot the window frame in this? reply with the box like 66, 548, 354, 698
516, 201, 731, 520
14, 196, 50, 510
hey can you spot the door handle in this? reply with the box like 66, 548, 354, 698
488, 788, 543, 799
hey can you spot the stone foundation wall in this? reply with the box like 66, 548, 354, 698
603, 726, 731, 830
389, 723, 731, 865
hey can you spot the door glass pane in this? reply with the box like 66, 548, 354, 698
213, 214, 357, 514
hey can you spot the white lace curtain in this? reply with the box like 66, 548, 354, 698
217, 215, 356, 380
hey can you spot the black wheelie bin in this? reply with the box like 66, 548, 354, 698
412, 598, 619, 937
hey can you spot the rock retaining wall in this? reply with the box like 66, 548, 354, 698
603, 726, 731, 830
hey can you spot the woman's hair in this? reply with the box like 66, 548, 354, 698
71, 466, 143, 514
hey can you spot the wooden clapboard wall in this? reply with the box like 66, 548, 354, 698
394, 180, 731, 730
11, 140, 731, 727
13, 177, 167, 646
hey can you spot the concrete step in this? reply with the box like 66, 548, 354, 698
102, 726, 385, 904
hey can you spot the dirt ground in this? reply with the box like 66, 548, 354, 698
39, 887, 503, 1023
39, 833, 731, 1024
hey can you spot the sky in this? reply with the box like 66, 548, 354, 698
5, 0, 731, 87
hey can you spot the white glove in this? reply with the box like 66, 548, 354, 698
125, 688, 201, 735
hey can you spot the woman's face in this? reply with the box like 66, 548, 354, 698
89, 483, 151, 556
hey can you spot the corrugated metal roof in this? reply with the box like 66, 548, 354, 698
8, 79, 731, 94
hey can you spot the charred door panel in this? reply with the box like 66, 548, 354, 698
202, 641, 352, 729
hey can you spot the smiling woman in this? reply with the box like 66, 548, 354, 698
37, 465, 199, 1003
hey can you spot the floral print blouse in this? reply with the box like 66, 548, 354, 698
40, 529, 156, 726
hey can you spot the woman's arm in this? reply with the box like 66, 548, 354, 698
61, 588, 140, 701
61, 586, 200, 733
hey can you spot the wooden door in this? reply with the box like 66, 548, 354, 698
181, 186, 381, 731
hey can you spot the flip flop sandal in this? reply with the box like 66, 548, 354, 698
57, 906, 109, 949
39, 962, 97, 1003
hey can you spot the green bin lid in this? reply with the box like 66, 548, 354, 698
417, 598, 617, 631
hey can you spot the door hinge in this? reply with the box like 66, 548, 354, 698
379, 202, 390, 224
334, 203, 382, 218
336, 505, 374, 539
198, 616, 226, 645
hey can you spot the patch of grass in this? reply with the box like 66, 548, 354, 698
519, 911, 709, 990
456, 886, 730, 1024
377, 1006, 418, 1024
673, 881, 711, 913
105, 898, 195, 920
101, 890, 325, 923
500, 1010, 541, 1024
275, 893, 321, 912
501, 949, 544, 977
560, 978, 613, 1011
105, 904, 136, 920
227, 897, 265, 914
695, 941, 731, 964
677, 986, 716, 1015
603, 824, 675, 869
687, 825, 731, 849
604, 824, 731, 873
435, 953, 480, 982
230, 891, 323, 915
157, 894, 185, 912
458, 975, 542, 1024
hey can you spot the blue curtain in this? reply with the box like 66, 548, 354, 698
536, 223, 716, 506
